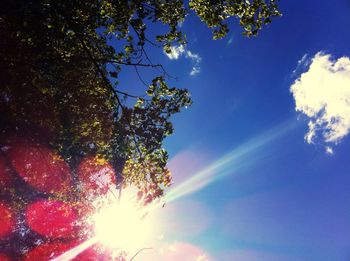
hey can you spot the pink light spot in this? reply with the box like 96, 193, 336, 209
0, 253, 12, 261
0, 202, 15, 239
26, 199, 78, 239
8, 142, 72, 195
77, 156, 116, 198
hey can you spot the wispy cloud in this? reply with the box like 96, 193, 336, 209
227, 35, 233, 46
164, 45, 202, 76
291, 53, 310, 76
291, 52, 350, 148
325, 146, 334, 155
190, 66, 200, 76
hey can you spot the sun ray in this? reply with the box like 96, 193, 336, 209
162, 119, 297, 203
50, 237, 98, 261
51, 119, 297, 261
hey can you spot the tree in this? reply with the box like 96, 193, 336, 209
0, 0, 281, 200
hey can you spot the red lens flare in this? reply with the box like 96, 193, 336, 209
8, 142, 72, 195
0, 253, 12, 261
0, 202, 15, 239
77, 156, 116, 198
25, 199, 78, 239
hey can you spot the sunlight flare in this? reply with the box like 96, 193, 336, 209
51, 120, 297, 260
50, 238, 98, 261
163, 120, 297, 203
50, 188, 158, 261
92, 196, 154, 252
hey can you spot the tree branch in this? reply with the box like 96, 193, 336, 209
74, 33, 125, 111
106, 59, 163, 68
115, 89, 145, 99
129, 248, 152, 261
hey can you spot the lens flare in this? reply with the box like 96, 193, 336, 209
50, 238, 98, 261
50, 189, 157, 261
93, 198, 153, 253
51, 119, 298, 261
163, 119, 297, 203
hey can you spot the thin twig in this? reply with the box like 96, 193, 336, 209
134, 65, 149, 88
115, 89, 144, 99
75, 34, 124, 110
106, 59, 163, 68
129, 22, 161, 48
129, 248, 152, 261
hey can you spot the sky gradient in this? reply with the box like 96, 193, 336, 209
127, 0, 350, 260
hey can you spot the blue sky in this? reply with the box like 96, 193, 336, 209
2, 2, 350, 260
126, 0, 350, 260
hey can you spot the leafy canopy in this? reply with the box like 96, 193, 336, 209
0, 0, 281, 200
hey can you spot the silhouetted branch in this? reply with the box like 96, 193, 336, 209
75, 34, 125, 111
134, 65, 149, 88
129, 248, 152, 261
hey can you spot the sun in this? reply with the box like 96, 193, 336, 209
92, 193, 155, 253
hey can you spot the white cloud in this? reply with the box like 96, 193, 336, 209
290, 52, 350, 146
165, 45, 185, 60
186, 50, 201, 61
164, 45, 202, 76
190, 66, 200, 76
186, 50, 201, 76
325, 146, 334, 155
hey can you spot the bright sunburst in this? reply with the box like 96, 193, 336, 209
92, 196, 154, 253
51, 189, 159, 261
